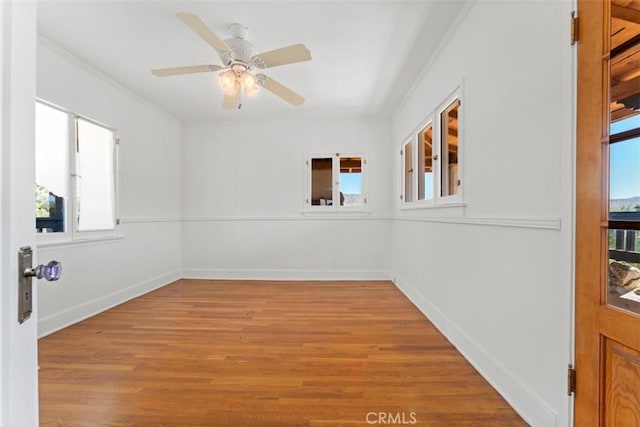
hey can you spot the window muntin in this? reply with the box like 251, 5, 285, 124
307, 153, 366, 212
35, 101, 119, 241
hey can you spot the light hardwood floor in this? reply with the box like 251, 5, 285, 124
39, 280, 525, 426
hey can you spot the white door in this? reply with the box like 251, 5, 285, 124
1, 2, 39, 426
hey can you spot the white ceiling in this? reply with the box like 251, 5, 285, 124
37, 1, 467, 122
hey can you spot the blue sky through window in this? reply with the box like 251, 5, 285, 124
340, 173, 361, 194
610, 115, 640, 200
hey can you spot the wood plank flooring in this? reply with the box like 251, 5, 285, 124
39, 280, 526, 426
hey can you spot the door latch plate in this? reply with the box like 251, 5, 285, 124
18, 247, 33, 324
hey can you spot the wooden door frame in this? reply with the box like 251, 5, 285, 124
575, 0, 640, 424
575, 0, 606, 423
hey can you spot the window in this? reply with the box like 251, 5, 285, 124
402, 140, 413, 203
417, 123, 433, 201
307, 153, 366, 211
36, 103, 69, 233
402, 89, 462, 207
75, 118, 116, 231
440, 99, 460, 198
35, 101, 119, 241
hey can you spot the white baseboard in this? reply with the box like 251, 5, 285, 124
182, 268, 391, 281
393, 275, 557, 427
37, 270, 181, 338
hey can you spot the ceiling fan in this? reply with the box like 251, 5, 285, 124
151, 12, 312, 110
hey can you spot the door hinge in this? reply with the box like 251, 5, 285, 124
571, 11, 579, 45
400, 150, 403, 155
306, 160, 309, 166
116, 218, 121, 225
567, 364, 576, 395
115, 137, 121, 145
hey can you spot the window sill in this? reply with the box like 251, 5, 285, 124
302, 210, 372, 218
37, 235, 124, 251
399, 202, 466, 211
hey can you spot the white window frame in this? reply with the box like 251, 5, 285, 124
400, 85, 463, 209
36, 99, 120, 244
435, 89, 463, 205
305, 152, 368, 213
401, 138, 416, 204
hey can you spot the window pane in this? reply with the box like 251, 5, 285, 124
441, 99, 460, 197
76, 119, 115, 231
339, 156, 363, 206
417, 124, 433, 200
404, 141, 413, 203
609, 136, 640, 215
608, 229, 640, 313
35, 103, 68, 233
311, 157, 333, 206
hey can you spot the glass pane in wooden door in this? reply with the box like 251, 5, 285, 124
607, 0, 640, 313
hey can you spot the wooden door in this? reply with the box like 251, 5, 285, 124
575, 0, 640, 425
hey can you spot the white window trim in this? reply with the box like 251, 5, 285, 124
305, 152, 368, 213
400, 84, 464, 210
36, 99, 120, 245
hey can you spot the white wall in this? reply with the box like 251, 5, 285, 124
36, 39, 182, 337
181, 119, 392, 280
391, 1, 573, 426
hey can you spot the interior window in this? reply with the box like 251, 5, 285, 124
339, 156, 363, 206
403, 140, 413, 203
440, 99, 460, 197
417, 124, 433, 200
307, 153, 366, 211
311, 157, 333, 206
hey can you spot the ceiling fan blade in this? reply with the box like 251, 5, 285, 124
176, 12, 234, 63
251, 44, 311, 69
222, 90, 240, 110
151, 64, 223, 77
256, 74, 305, 107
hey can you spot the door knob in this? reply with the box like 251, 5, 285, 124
18, 247, 62, 324
24, 260, 62, 281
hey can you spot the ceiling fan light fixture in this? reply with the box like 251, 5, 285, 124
219, 70, 238, 94
244, 84, 259, 97
242, 73, 256, 89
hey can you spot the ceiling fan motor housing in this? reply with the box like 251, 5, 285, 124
224, 23, 254, 65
